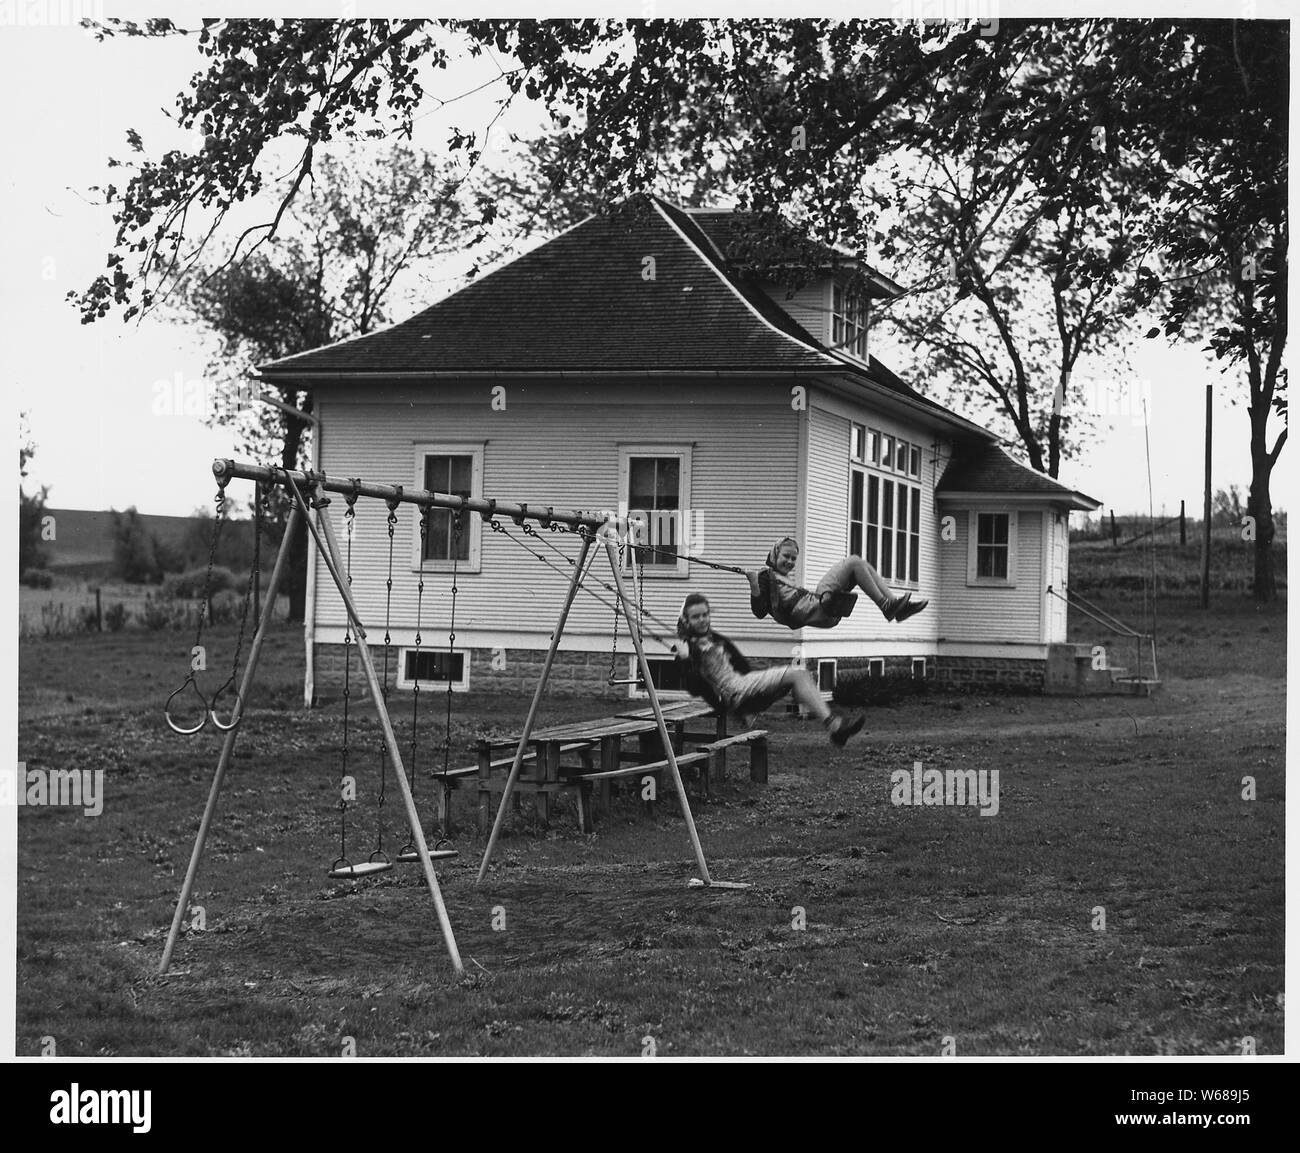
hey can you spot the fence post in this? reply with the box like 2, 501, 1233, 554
95, 587, 102, 632
1180, 499, 1186, 545
1110, 510, 1118, 548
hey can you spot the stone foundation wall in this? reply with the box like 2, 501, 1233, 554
312, 644, 788, 702
931, 655, 1045, 691
311, 643, 1043, 700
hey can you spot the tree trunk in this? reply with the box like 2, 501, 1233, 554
282, 405, 308, 623
1248, 450, 1277, 604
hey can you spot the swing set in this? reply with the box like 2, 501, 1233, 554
159, 459, 746, 978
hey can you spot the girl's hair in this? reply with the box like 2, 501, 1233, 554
766, 537, 800, 568
676, 593, 711, 640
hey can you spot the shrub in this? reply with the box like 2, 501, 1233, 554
833, 670, 931, 709
38, 602, 87, 638
77, 605, 100, 632
139, 594, 174, 631
208, 588, 245, 625
163, 565, 237, 600
21, 568, 53, 588
104, 602, 129, 632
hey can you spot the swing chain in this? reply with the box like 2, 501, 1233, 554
195, 481, 228, 651
163, 479, 229, 734
373, 489, 401, 860
339, 505, 354, 863
609, 538, 626, 683
210, 479, 264, 731
443, 509, 462, 777
409, 505, 429, 793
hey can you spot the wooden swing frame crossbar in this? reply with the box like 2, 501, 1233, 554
212, 458, 620, 532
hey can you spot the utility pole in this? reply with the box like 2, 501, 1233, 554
1201, 384, 1212, 609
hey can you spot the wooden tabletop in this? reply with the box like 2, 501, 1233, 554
484, 700, 720, 749
506, 716, 663, 743
615, 700, 718, 722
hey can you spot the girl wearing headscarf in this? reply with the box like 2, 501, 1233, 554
747, 537, 928, 630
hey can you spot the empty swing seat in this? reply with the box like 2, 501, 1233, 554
394, 846, 459, 863
328, 857, 394, 880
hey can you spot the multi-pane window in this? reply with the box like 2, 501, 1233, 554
909, 487, 920, 583
627, 455, 681, 567
849, 470, 864, 558
849, 426, 924, 584
880, 479, 895, 579
866, 474, 880, 567
621, 446, 691, 576
423, 454, 473, 562
831, 284, 869, 359
975, 513, 1010, 579
849, 466, 920, 584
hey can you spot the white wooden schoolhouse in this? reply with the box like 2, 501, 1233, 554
257, 195, 1103, 705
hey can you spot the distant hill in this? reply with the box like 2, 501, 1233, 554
38, 508, 257, 571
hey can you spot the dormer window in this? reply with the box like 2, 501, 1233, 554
831, 284, 869, 360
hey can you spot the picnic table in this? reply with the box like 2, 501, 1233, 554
473, 700, 729, 831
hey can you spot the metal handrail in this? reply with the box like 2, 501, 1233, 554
1047, 585, 1159, 682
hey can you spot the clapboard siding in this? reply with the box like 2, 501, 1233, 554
312, 380, 800, 649
802, 395, 945, 648
760, 280, 826, 344
804, 405, 848, 591
937, 508, 1043, 643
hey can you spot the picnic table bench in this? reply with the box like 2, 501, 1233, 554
459, 699, 770, 833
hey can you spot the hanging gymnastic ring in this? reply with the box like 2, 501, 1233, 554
164, 676, 209, 736
208, 676, 244, 732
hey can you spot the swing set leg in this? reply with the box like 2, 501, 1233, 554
160, 500, 304, 975
309, 482, 465, 975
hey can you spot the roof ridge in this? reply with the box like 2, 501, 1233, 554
649, 198, 847, 372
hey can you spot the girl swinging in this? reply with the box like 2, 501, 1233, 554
747, 537, 928, 631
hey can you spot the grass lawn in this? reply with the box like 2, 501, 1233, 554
15, 591, 1284, 1057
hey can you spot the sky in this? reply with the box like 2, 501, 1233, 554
1, 4, 1292, 526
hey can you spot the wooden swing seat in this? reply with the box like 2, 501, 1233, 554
394, 848, 459, 863
328, 859, 394, 880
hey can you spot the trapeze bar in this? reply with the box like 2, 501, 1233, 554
213, 459, 623, 533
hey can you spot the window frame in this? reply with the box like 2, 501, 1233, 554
618, 443, 693, 579
628, 656, 692, 700
817, 659, 837, 695
831, 281, 869, 360
412, 443, 484, 574
966, 509, 1018, 587
396, 646, 469, 692
849, 462, 921, 587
